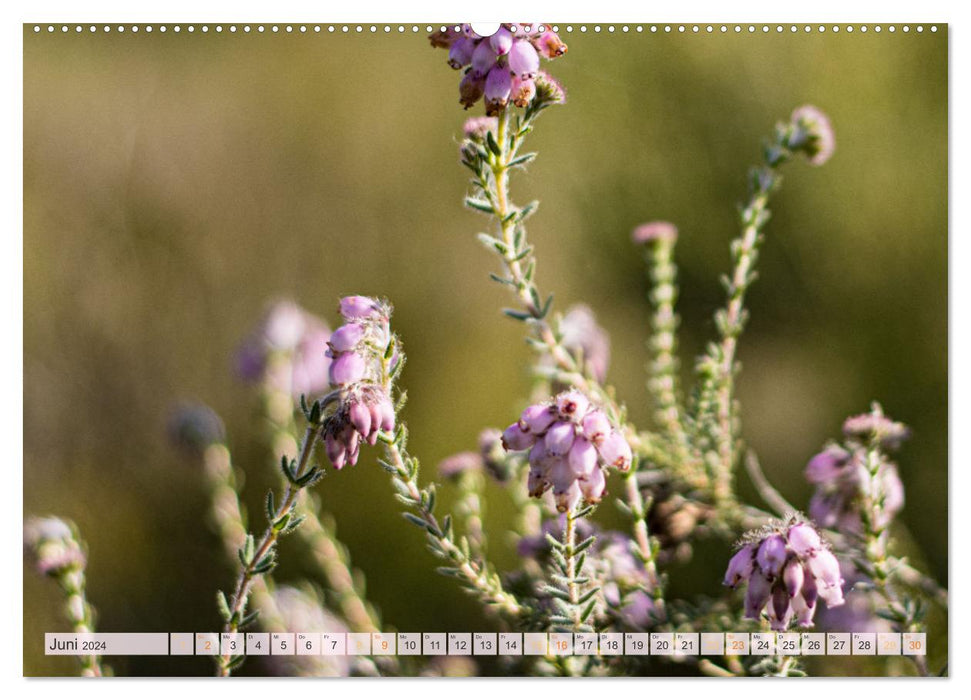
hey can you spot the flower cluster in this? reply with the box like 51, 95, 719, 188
724, 518, 844, 631
322, 296, 396, 470
806, 409, 908, 534
235, 300, 332, 400
430, 24, 567, 113
501, 390, 632, 512
24, 516, 86, 576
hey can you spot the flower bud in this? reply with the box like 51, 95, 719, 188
744, 572, 772, 620
631, 221, 678, 246
510, 76, 536, 108
459, 71, 485, 109
567, 437, 598, 478
783, 559, 805, 597
520, 403, 557, 434
597, 431, 632, 471
502, 422, 536, 451
724, 544, 755, 587
328, 323, 365, 353
471, 40, 497, 76
544, 420, 577, 457
348, 400, 372, 437
554, 480, 582, 513
579, 466, 606, 504
533, 31, 568, 59
804, 445, 850, 483
489, 27, 513, 55
325, 434, 346, 470
581, 410, 611, 445
339, 295, 381, 321
786, 523, 822, 557
756, 534, 788, 578
447, 37, 474, 69
556, 390, 589, 421
508, 40, 540, 79
328, 352, 366, 386
770, 583, 794, 631
527, 466, 549, 497
484, 65, 512, 108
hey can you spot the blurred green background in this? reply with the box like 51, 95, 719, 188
24, 25, 947, 676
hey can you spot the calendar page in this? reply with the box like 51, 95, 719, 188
21, 13, 948, 680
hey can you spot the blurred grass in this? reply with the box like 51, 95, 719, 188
23, 26, 946, 676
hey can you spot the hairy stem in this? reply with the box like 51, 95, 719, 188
382, 435, 523, 620
217, 422, 322, 676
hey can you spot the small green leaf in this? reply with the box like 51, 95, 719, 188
216, 590, 231, 622
465, 197, 494, 214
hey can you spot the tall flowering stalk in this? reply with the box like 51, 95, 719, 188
445, 31, 668, 610
235, 305, 387, 637
692, 106, 836, 511
24, 517, 106, 677
808, 405, 932, 675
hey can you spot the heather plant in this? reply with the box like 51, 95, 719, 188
25, 23, 946, 678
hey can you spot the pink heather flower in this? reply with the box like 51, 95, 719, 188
459, 72, 486, 110
842, 406, 910, 450
489, 27, 513, 55
320, 298, 396, 470
323, 386, 394, 470
448, 37, 475, 69
484, 65, 512, 109
501, 390, 630, 511
631, 221, 678, 246
804, 444, 851, 483
328, 351, 366, 386
567, 437, 598, 478
534, 31, 568, 59
462, 116, 497, 140
786, 522, 822, 557
724, 544, 756, 587
581, 410, 612, 445
544, 420, 577, 456
339, 295, 383, 321
431, 23, 567, 113
437, 451, 482, 479
806, 409, 908, 534
501, 422, 535, 451
557, 304, 611, 384
756, 535, 788, 577
24, 517, 86, 576
328, 323, 365, 353
519, 403, 557, 434
597, 431, 633, 471
510, 76, 536, 108
508, 39, 540, 79
725, 517, 844, 631
235, 300, 332, 399
556, 389, 590, 421
471, 40, 498, 76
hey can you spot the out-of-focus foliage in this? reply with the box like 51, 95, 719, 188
24, 26, 946, 675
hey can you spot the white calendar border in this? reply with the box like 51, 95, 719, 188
4, 0, 964, 696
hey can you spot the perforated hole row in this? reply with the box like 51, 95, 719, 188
30, 24, 941, 35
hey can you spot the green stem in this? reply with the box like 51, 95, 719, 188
383, 436, 523, 620
217, 421, 322, 676
61, 568, 104, 677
